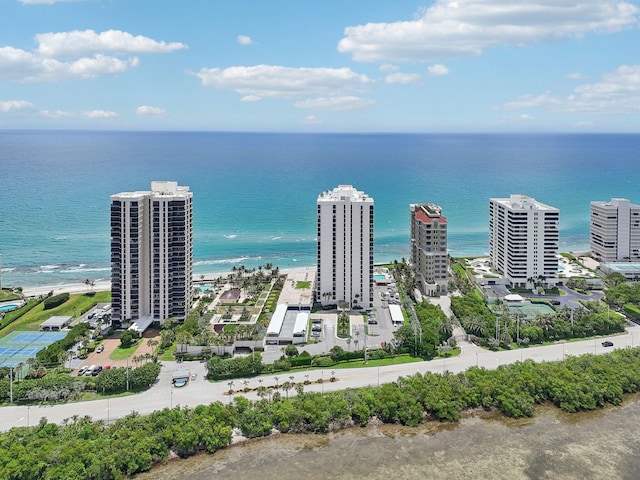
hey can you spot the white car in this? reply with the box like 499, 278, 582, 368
96, 344, 104, 353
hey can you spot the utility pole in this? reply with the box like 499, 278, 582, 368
126, 357, 129, 391
9, 366, 13, 403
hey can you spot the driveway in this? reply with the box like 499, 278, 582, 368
74, 329, 161, 374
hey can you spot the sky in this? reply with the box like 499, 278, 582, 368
1, 0, 640, 132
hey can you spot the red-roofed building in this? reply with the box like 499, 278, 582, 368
410, 203, 448, 295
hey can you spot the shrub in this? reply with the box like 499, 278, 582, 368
43, 293, 70, 310
624, 304, 640, 321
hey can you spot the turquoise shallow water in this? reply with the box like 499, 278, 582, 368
1, 131, 639, 287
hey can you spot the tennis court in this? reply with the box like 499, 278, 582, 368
0, 330, 67, 367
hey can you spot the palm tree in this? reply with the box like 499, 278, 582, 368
282, 381, 292, 399
257, 385, 267, 401
146, 338, 159, 356
227, 380, 234, 403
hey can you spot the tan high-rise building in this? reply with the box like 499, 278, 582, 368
410, 203, 448, 295
590, 198, 640, 263
316, 185, 374, 309
110, 181, 193, 326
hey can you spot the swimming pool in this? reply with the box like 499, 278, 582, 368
373, 274, 387, 281
0, 304, 18, 312
558, 265, 565, 271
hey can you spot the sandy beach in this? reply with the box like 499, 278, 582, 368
20, 267, 316, 298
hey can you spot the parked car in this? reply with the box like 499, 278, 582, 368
77, 366, 89, 376
91, 365, 103, 376
96, 344, 104, 353
191, 373, 197, 381
551, 300, 561, 305
602, 341, 614, 347
368, 319, 378, 324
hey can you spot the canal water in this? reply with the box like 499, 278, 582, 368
135, 399, 640, 480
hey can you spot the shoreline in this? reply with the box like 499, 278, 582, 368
14, 251, 596, 298
19, 266, 317, 298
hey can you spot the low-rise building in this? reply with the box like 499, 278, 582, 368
40, 315, 72, 331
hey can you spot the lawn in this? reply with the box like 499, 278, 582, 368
0, 289, 21, 302
0, 291, 111, 337
330, 354, 424, 369
295, 281, 311, 289
110, 340, 141, 360
159, 343, 177, 361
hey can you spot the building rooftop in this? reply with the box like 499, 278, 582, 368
111, 181, 192, 200
491, 194, 558, 212
318, 185, 373, 203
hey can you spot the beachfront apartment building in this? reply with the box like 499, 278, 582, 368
410, 203, 448, 295
489, 194, 559, 288
110, 181, 193, 327
590, 198, 640, 263
316, 185, 374, 309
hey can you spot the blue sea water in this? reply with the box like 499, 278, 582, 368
1, 131, 639, 288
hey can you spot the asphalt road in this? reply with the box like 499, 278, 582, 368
3, 324, 639, 432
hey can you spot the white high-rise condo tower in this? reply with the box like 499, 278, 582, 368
110, 181, 193, 327
489, 194, 559, 288
590, 198, 640, 263
316, 185, 374, 309
410, 203, 448, 295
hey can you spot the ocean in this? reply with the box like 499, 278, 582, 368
1, 131, 639, 288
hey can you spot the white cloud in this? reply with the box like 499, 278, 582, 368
303, 115, 323, 125
40, 110, 72, 118
338, 0, 639, 62
427, 64, 449, 76
293, 96, 375, 111
384, 72, 421, 84
194, 65, 373, 99
237, 35, 254, 45
0, 100, 35, 112
575, 121, 594, 127
0, 47, 138, 82
502, 65, 640, 114
136, 105, 166, 116
82, 110, 118, 118
519, 114, 535, 120
36, 29, 187, 58
565, 73, 584, 80
241, 95, 262, 102
379, 63, 399, 73
0, 29, 183, 82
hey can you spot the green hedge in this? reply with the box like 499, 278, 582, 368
624, 304, 640, 321
43, 293, 70, 310
36, 322, 91, 365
